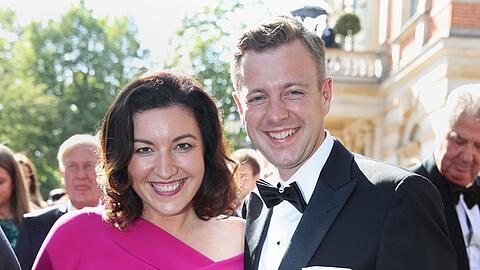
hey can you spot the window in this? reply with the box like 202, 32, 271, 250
409, 0, 418, 18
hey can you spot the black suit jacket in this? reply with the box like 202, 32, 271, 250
0, 227, 20, 270
413, 155, 472, 270
245, 140, 457, 270
15, 204, 67, 270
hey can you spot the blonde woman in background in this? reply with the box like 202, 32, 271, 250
15, 153, 47, 210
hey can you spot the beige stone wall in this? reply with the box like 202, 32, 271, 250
327, 0, 480, 168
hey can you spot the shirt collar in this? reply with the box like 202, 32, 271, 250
266, 130, 334, 204
66, 199, 102, 212
66, 199, 78, 212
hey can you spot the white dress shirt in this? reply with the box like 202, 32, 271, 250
258, 131, 334, 270
456, 195, 480, 270
66, 200, 102, 212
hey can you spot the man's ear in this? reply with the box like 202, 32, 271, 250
233, 92, 243, 115
233, 92, 246, 124
59, 168, 65, 184
321, 76, 333, 115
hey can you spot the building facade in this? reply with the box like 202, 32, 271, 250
324, 0, 480, 167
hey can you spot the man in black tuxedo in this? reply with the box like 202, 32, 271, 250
231, 16, 456, 269
15, 134, 103, 270
1, 227, 20, 270
413, 84, 480, 270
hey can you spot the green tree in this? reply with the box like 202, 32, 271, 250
333, 12, 361, 49
16, 3, 147, 136
0, 4, 147, 197
0, 77, 61, 196
166, 0, 264, 148
0, 9, 60, 194
0, 8, 20, 80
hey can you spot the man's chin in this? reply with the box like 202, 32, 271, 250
72, 199, 99, 208
448, 174, 473, 187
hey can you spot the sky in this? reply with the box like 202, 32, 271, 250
1, 0, 308, 69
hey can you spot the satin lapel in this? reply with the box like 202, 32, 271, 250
43, 203, 67, 232
279, 140, 357, 270
421, 156, 470, 267
245, 191, 273, 270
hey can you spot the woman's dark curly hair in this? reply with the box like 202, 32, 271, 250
98, 71, 237, 230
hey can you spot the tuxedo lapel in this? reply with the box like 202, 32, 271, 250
420, 156, 470, 269
31, 203, 68, 260
279, 140, 357, 270
421, 157, 465, 242
245, 191, 273, 270
41, 204, 67, 234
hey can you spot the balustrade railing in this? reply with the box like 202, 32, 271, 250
325, 48, 386, 83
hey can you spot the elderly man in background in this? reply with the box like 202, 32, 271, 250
413, 84, 480, 270
15, 134, 103, 270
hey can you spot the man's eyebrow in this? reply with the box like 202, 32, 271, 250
245, 89, 265, 95
449, 131, 480, 145
284, 82, 309, 88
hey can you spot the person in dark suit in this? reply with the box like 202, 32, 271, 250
230, 15, 456, 270
15, 134, 102, 270
321, 16, 337, 48
15, 204, 66, 269
413, 84, 480, 270
0, 226, 20, 270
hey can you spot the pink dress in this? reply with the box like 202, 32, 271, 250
33, 207, 243, 269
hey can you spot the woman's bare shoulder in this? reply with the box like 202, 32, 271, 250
216, 215, 246, 232
215, 216, 245, 253
189, 216, 245, 260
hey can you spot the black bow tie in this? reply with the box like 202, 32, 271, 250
256, 179, 306, 213
450, 183, 480, 209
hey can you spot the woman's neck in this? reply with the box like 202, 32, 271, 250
0, 203, 12, 219
141, 206, 201, 238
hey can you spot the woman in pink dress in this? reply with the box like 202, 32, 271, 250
34, 71, 245, 269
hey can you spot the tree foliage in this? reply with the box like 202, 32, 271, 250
0, 78, 60, 195
16, 3, 146, 135
334, 12, 361, 37
0, 4, 146, 197
166, 0, 254, 148
0, 8, 19, 79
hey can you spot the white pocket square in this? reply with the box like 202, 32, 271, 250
302, 267, 351, 270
